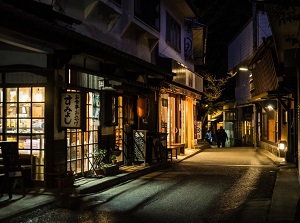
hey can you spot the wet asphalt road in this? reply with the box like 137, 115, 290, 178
6, 147, 278, 223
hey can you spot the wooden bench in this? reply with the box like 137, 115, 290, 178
167, 146, 178, 161
171, 143, 185, 154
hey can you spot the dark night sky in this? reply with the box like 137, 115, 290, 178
193, 0, 253, 76
192, 0, 253, 100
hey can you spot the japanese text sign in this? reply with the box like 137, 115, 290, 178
61, 92, 82, 128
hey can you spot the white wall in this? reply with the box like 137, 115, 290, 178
258, 12, 272, 46
58, 0, 153, 63
159, 0, 195, 71
228, 12, 272, 71
228, 21, 253, 71
235, 71, 251, 105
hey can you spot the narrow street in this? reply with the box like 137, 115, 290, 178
7, 147, 278, 223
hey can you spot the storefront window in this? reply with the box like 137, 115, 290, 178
67, 92, 100, 176
167, 96, 176, 145
160, 94, 168, 133
115, 96, 123, 150
180, 98, 186, 144
2, 87, 45, 181
112, 96, 116, 124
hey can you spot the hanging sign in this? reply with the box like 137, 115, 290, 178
61, 92, 82, 128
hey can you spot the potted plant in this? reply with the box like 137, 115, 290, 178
93, 146, 107, 176
102, 163, 119, 176
90, 146, 119, 176
111, 154, 117, 165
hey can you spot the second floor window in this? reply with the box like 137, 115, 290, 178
166, 13, 181, 53
134, 0, 160, 31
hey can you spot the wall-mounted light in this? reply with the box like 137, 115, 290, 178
283, 110, 288, 124
239, 59, 253, 72
267, 105, 274, 111
239, 67, 249, 71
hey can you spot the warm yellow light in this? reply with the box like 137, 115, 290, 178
21, 94, 29, 102
35, 93, 42, 101
278, 140, 287, 151
35, 89, 43, 101
239, 67, 248, 71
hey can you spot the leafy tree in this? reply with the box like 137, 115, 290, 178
263, 0, 300, 46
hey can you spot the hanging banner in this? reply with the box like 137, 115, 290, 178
194, 104, 197, 139
160, 94, 168, 133
196, 121, 202, 140
60, 92, 83, 128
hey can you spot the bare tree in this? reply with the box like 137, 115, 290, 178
200, 71, 236, 124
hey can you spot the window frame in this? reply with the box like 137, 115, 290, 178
166, 12, 181, 53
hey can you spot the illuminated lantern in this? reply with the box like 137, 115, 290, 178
137, 97, 150, 118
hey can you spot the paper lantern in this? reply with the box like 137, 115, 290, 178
137, 97, 146, 118
137, 97, 150, 118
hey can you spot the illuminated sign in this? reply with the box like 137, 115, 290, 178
61, 92, 82, 128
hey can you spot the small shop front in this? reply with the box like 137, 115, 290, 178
63, 67, 125, 178
0, 70, 47, 186
158, 58, 203, 151
159, 84, 201, 153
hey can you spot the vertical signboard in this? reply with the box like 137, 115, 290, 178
160, 94, 168, 133
194, 103, 197, 139
133, 130, 147, 165
61, 92, 83, 129
196, 121, 202, 140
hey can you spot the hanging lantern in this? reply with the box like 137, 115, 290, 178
137, 97, 146, 118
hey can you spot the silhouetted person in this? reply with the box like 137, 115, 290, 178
217, 126, 228, 148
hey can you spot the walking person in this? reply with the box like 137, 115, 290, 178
216, 126, 228, 148
205, 129, 213, 145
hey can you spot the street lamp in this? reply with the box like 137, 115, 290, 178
278, 140, 287, 158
